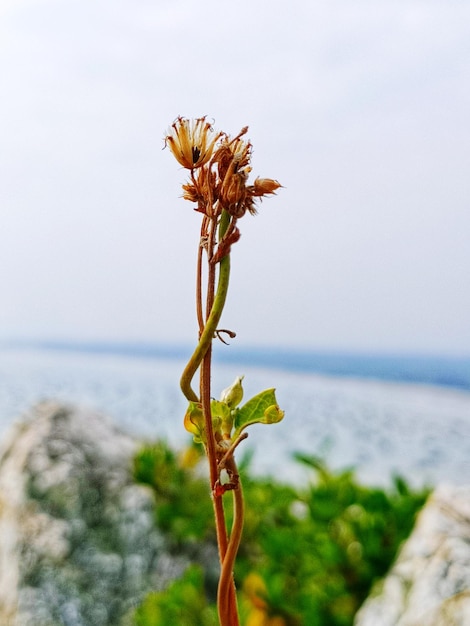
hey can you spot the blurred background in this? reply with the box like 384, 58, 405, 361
0, 0, 469, 490
1, 8, 470, 625
1, 0, 469, 355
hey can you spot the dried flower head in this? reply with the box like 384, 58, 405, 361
166, 117, 281, 220
213, 132, 251, 182
182, 166, 217, 213
214, 134, 254, 217
165, 116, 222, 169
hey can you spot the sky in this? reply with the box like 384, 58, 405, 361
1, 0, 469, 355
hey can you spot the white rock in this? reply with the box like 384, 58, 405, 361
354, 484, 470, 626
0, 401, 187, 626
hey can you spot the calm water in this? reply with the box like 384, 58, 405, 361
1, 346, 469, 487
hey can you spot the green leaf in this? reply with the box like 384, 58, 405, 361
210, 399, 233, 438
233, 388, 284, 438
184, 402, 205, 443
210, 399, 231, 421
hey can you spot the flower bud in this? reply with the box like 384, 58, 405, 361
220, 375, 244, 409
252, 177, 282, 196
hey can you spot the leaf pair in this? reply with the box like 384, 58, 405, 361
184, 378, 284, 445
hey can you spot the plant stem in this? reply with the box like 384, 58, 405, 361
180, 251, 230, 404
200, 343, 230, 553
180, 209, 241, 625
217, 457, 244, 625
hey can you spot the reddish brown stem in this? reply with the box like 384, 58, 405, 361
181, 209, 241, 626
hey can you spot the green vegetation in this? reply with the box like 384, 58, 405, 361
134, 565, 218, 626
133, 440, 429, 626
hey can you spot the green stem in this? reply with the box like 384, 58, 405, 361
180, 211, 231, 403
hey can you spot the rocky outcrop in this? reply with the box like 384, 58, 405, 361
0, 401, 188, 626
354, 484, 470, 626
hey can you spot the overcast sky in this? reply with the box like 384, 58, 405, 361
1, 0, 469, 355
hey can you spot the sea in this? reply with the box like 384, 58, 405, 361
0, 342, 469, 488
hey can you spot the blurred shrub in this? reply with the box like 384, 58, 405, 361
133, 440, 213, 548
134, 565, 218, 626
133, 442, 429, 626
